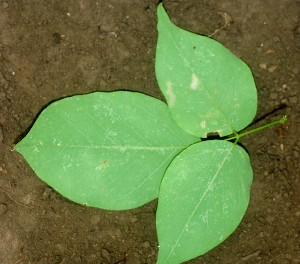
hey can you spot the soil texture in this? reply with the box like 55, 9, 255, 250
0, 0, 299, 263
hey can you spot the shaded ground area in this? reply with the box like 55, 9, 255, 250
0, 0, 299, 263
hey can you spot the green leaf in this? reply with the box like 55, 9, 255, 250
156, 140, 253, 263
155, 4, 257, 138
15, 92, 198, 210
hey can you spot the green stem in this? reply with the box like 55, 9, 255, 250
226, 115, 288, 142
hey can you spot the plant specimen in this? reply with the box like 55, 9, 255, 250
15, 4, 287, 263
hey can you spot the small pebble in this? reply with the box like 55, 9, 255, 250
268, 65, 278, 73
21, 194, 32, 205
259, 63, 267, 69
90, 215, 101, 225
265, 48, 275, 54
142, 241, 151, 248
107, 228, 122, 238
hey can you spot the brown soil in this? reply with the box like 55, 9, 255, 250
0, 0, 299, 263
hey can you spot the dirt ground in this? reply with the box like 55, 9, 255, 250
0, 0, 299, 263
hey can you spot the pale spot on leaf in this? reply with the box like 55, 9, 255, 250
166, 81, 176, 107
190, 73, 200, 90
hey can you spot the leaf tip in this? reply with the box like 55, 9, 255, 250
157, 2, 170, 25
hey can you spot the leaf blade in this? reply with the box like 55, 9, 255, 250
156, 140, 253, 263
15, 91, 199, 210
156, 4, 257, 137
